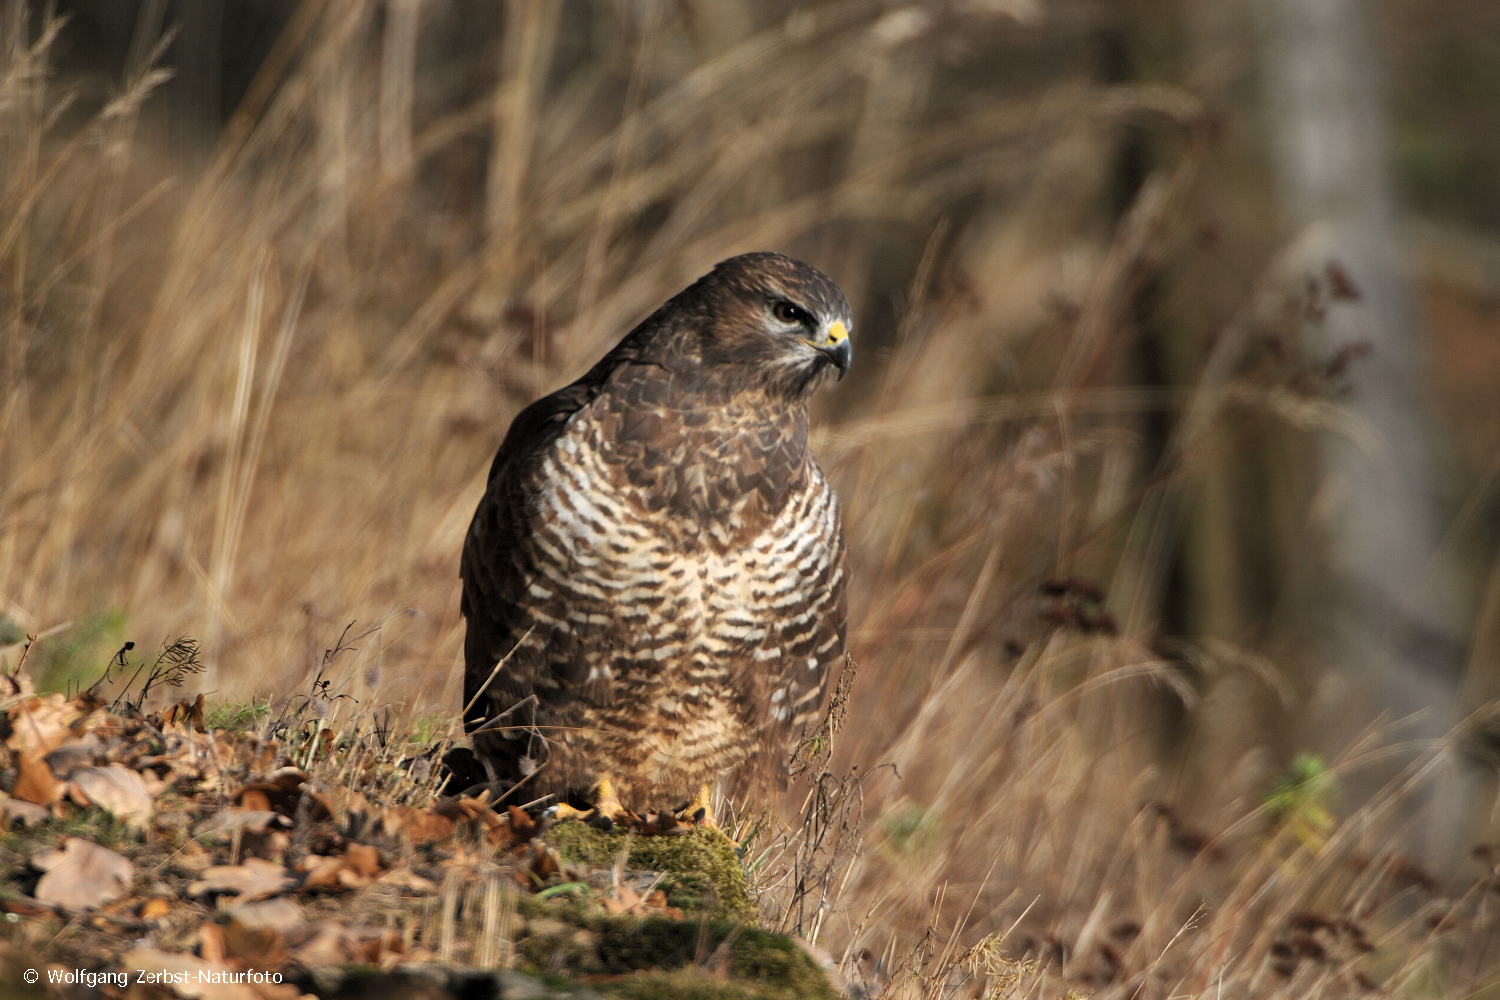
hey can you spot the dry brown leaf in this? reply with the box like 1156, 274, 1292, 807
285, 922, 402, 968
42, 736, 100, 778
228, 896, 305, 931
296, 854, 345, 891
239, 788, 273, 811
70, 764, 154, 827
350, 926, 405, 967
382, 804, 456, 845
435, 794, 493, 824
140, 768, 168, 796
11, 751, 63, 805
0, 668, 36, 707
343, 842, 382, 878
523, 842, 563, 887
195, 808, 292, 841
286, 921, 353, 966
375, 867, 437, 895
159, 693, 206, 732
604, 883, 643, 914
296, 852, 377, 891
189, 858, 300, 901
337, 868, 372, 890
222, 917, 288, 969
266, 765, 309, 788
199, 920, 226, 963
507, 804, 538, 840
139, 897, 173, 921
0, 896, 54, 917
0, 791, 50, 827
32, 837, 133, 911
343, 789, 372, 822
7, 693, 81, 754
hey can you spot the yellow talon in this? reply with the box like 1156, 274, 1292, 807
679, 783, 718, 831
594, 774, 629, 823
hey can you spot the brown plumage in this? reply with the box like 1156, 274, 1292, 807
459, 252, 852, 810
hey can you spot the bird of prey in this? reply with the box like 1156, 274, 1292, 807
459, 252, 852, 825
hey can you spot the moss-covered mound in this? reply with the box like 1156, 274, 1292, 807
547, 822, 755, 921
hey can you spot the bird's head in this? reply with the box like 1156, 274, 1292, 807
674, 251, 853, 397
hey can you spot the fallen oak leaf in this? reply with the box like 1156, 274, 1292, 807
232, 766, 332, 820
189, 858, 301, 902
70, 765, 154, 827
159, 693, 207, 732
507, 804, 537, 840
6, 693, 81, 754
284, 921, 354, 967
343, 842, 382, 878
0, 792, 50, 827
238, 788, 273, 812
295, 848, 383, 891
222, 916, 288, 969
296, 854, 347, 891
228, 896, 305, 932
42, 736, 101, 778
380, 804, 456, 846
195, 808, 292, 841
32, 837, 133, 911
284, 922, 404, 969
11, 752, 63, 806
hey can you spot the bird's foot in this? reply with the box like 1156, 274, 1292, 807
549, 776, 636, 831
550, 802, 593, 823
676, 783, 726, 835
588, 775, 636, 831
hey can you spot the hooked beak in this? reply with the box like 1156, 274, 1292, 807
810, 319, 852, 380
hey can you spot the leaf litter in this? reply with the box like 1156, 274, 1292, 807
0, 639, 836, 999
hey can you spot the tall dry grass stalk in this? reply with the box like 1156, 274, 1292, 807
2, 2, 1496, 996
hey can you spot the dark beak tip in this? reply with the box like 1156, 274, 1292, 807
824, 339, 852, 381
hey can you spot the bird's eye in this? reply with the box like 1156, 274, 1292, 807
772, 301, 809, 326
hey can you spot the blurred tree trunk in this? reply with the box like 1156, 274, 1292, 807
1261, 0, 1462, 860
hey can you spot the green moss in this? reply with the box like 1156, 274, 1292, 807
606, 972, 770, 1000
724, 929, 834, 997
503, 899, 833, 998
547, 823, 754, 921
604, 944, 839, 1000
588, 926, 838, 998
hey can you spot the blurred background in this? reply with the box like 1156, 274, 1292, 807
4, 1, 1500, 994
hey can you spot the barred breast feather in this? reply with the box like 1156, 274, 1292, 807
460, 252, 850, 807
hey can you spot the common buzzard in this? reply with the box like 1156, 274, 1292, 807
459, 252, 851, 824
